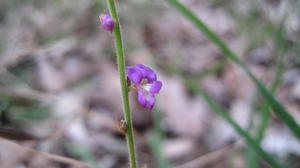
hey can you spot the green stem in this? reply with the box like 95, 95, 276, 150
106, 0, 137, 168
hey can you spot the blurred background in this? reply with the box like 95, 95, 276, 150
0, 0, 300, 167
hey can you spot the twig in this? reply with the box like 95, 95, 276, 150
174, 141, 239, 168
0, 86, 56, 103
0, 138, 90, 168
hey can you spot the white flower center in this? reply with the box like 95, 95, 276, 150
141, 83, 151, 92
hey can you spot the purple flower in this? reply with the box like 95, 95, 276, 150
99, 14, 115, 31
126, 64, 162, 110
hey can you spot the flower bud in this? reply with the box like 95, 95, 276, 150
99, 13, 115, 31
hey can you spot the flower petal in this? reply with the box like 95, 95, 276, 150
136, 64, 157, 83
146, 94, 155, 110
126, 66, 142, 84
149, 80, 162, 94
137, 89, 147, 107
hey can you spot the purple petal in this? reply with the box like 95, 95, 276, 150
137, 89, 156, 110
126, 66, 142, 84
150, 80, 162, 94
136, 64, 157, 83
137, 89, 147, 107
146, 94, 155, 110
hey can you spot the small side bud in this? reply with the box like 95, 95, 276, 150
118, 120, 127, 135
127, 78, 132, 92
99, 13, 115, 31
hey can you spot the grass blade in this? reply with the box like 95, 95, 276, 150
186, 80, 283, 168
148, 109, 171, 168
166, 0, 300, 140
247, 17, 287, 168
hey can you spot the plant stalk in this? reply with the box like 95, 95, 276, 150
106, 0, 137, 168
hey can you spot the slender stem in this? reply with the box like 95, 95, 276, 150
106, 0, 137, 168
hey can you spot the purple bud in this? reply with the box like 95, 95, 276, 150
99, 14, 115, 31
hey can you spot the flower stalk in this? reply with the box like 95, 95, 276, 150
106, 0, 138, 168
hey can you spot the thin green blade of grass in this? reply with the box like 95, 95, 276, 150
256, 18, 287, 143
67, 143, 102, 168
186, 80, 283, 168
148, 108, 171, 168
166, 0, 300, 140
247, 17, 287, 168
246, 56, 283, 168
